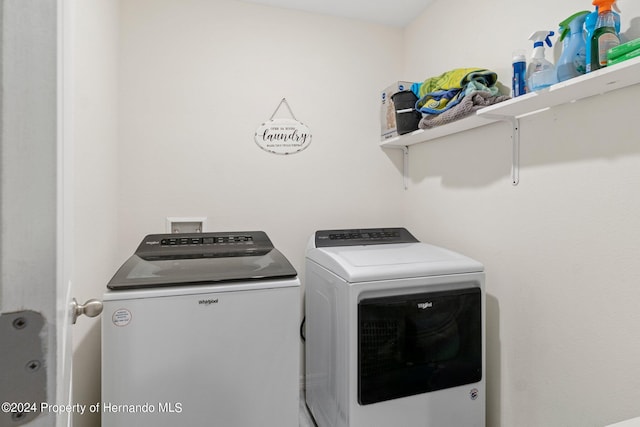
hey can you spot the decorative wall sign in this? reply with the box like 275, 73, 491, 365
255, 98, 312, 155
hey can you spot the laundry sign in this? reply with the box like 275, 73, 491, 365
255, 98, 311, 155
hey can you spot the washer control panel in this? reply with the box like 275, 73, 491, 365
135, 231, 269, 259
160, 235, 254, 246
315, 227, 418, 247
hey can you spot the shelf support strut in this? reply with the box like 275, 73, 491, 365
403, 146, 409, 190
510, 117, 520, 186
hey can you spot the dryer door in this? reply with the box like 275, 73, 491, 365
358, 287, 482, 405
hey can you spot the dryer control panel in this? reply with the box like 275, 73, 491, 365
315, 227, 418, 247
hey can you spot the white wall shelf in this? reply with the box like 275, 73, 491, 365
380, 56, 640, 186
379, 114, 497, 148
477, 55, 640, 121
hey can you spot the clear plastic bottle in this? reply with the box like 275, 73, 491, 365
586, 1, 620, 72
590, 0, 621, 71
527, 31, 558, 91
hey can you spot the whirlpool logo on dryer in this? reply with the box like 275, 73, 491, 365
417, 302, 433, 309
199, 298, 219, 305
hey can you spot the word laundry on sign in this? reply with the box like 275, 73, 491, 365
254, 98, 312, 155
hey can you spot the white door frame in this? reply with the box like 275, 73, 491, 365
56, 0, 75, 425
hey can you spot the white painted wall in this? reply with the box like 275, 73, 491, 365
70, 1, 405, 425
68, 0, 640, 426
112, 7, 405, 422
71, 0, 119, 426
116, 0, 405, 272
403, 1, 640, 426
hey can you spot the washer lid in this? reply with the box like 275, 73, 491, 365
307, 229, 483, 282
107, 231, 297, 290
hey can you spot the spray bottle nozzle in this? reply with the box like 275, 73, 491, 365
529, 31, 555, 48
529, 31, 555, 46
528, 30, 556, 60
593, 0, 617, 13
558, 11, 590, 41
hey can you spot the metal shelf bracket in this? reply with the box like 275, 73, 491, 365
509, 117, 520, 186
386, 116, 519, 188
402, 146, 409, 190
381, 145, 410, 189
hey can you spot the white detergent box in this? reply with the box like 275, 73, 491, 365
380, 81, 415, 141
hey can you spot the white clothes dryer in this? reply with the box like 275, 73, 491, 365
304, 228, 485, 427
102, 231, 300, 427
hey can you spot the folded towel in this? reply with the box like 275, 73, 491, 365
418, 91, 511, 129
412, 68, 501, 114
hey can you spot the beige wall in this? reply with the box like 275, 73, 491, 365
72, 0, 404, 425
116, 0, 405, 273
403, 0, 640, 426
70, 0, 640, 426
72, 0, 120, 426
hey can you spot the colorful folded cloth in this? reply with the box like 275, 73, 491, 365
418, 91, 511, 129
412, 68, 502, 114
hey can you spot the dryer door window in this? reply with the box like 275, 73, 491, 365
358, 287, 481, 405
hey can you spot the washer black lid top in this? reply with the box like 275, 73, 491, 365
315, 227, 418, 248
107, 231, 297, 290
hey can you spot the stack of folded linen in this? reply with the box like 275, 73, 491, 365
411, 68, 510, 129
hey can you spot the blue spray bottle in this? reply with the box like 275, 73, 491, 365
556, 11, 590, 82
527, 31, 558, 91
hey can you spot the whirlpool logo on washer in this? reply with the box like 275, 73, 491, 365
417, 302, 433, 309
199, 298, 219, 305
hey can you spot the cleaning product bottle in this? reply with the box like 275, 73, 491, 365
584, 9, 597, 72
527, 31, 558, 91
556, 11, 590, 82
585, 2, 620, 72
589, 0, 621, 72
512, 50, 527, 97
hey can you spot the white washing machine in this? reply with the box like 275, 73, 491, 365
102, 231, 300, 427
305, 228, 485, 427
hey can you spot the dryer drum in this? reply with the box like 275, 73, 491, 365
359, 319, 402, 378
405, 300, 464, 364
357, 288, 482, 405
406, 314, 461, 364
